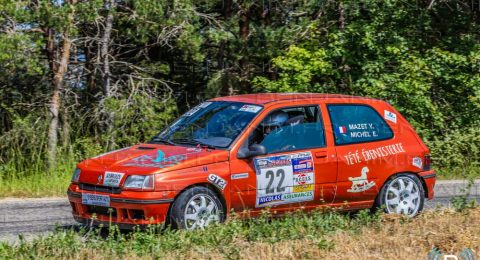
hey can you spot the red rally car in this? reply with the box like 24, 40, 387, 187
67, 93, 436, 230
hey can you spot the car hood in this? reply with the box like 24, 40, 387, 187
78, 143, 229, 178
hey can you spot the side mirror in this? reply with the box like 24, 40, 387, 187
237, 144, 267, 159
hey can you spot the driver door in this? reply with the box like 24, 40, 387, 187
229, 105, 337, 213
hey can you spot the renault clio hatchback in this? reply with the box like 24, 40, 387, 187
68, 93, 435, 230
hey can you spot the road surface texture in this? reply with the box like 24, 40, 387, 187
1, 180, 479, 243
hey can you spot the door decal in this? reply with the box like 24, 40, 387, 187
347, 166, 376, 193
254, 152, 315, 207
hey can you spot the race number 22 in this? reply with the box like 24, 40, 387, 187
265, 169, 286, 194
257, 165, 293, 196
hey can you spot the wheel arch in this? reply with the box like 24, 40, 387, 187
378, 171, 429, 200
165, 182, 227, 226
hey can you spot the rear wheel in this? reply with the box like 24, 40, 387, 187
169, 186, 224, 230
375, 174, 424, 217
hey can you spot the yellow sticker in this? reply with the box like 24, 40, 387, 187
293, 184, 314, 193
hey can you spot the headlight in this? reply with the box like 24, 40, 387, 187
123, 175, 155, 190
71, 168, 81, 183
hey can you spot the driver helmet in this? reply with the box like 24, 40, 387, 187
262, 111, 289, 128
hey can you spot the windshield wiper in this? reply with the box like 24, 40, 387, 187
171, 138, 217, 150
149, 137, 175, 146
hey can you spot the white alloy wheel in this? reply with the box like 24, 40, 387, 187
184, 194, 221, 230
384, 176, 421, 217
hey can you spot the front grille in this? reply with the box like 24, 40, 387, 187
79, 183, 122, 194
86, 205, 117, 217
130, 209, 145, 220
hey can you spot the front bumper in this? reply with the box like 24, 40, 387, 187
418, 170, 436, 200
67, 184, 175, 228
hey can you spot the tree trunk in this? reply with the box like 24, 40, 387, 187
46, 0, 76, 169
338, 1, 350, 92
100, 0, 116, 149
101, 0, 114, 97
47, 36, 72, 169
222, 0, 232, 19
85, 46, 97, 101
338, 2, 345, 30
237, 4, 250, 95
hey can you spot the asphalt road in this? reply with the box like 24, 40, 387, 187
1, 180, 479, 244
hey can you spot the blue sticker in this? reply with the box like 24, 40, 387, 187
257, 194, 283, 205
152, 150, 165, 163
123, 149, 186, 168
291, 157, 313, 173
254, 155, 291, 174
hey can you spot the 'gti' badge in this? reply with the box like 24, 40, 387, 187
97, 174, 103, 184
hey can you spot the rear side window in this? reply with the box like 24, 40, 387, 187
328, 104, 393, 145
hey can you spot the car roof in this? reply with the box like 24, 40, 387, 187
209, 93, 373, 105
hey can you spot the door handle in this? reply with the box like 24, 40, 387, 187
315, 151, 327, 158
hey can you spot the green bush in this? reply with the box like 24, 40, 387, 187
428, 126, 480, 179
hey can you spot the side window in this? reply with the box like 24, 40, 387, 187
328, 104, 393, 145
246, 106, 325, 154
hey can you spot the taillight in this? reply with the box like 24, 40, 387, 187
423, 154, 431, 171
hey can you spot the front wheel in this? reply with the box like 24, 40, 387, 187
375, 174, 425, 217
169, 186, 224, 230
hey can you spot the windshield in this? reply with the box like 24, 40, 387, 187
152, 101, 263, 148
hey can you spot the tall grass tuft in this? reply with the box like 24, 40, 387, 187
0, 113, 102, 197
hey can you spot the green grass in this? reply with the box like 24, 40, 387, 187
0, 153, 76, 198
1, 207, 478, 259
0, 209, 381, 259
0, 172, 70, 198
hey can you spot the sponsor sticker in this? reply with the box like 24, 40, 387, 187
347, 166, 376, 193
412, 157, 423, 169
231, 172, 249, 180
199, 102, 212, 108
254, 152, 315, 207
103, 172, 124, 187
167, 118, 184, 131
239, 105, 262, 113
282, 191, 313, 200
255, 156, 291, 170
258, 194, 283, 206
208, 174, 227, 190
343, 142, 406, 165
184, 102, 211, 117
384, 110, 397, 123
293, 172, 314, 185
186, 147, 202, 153
184, 106, 202, 116
292, 158, 313, 173
293, 184, 314, 193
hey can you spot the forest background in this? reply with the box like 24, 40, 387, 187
0, 0, 479, 196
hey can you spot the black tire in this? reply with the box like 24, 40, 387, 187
168, 186, 225, 230
374, 173, 425, 217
